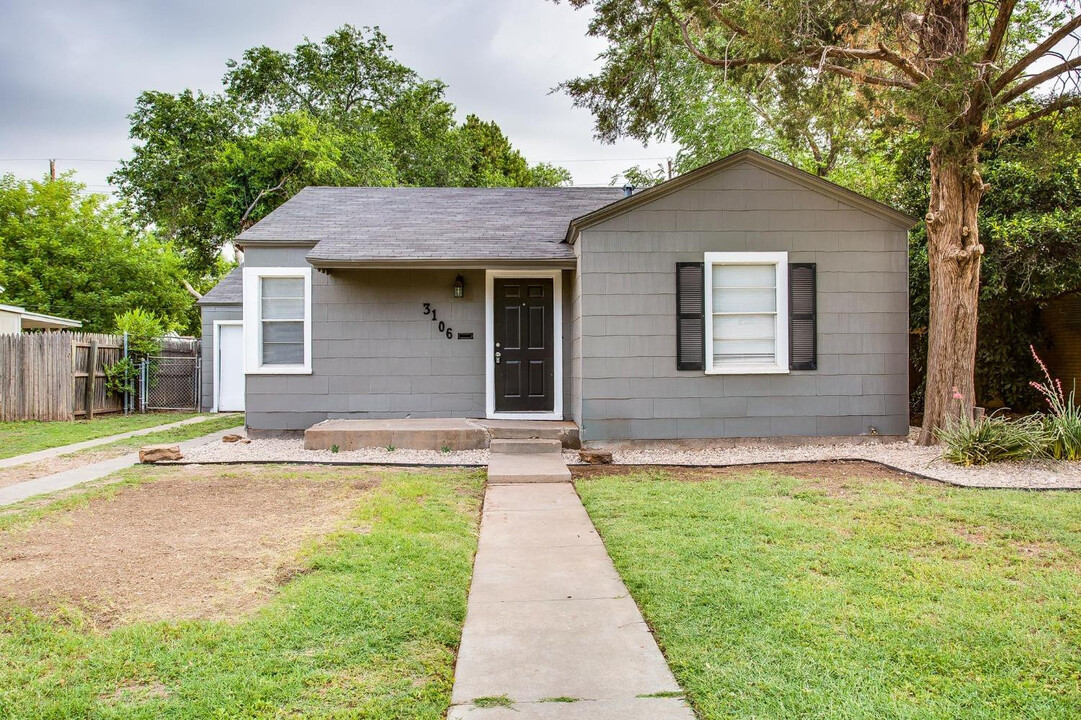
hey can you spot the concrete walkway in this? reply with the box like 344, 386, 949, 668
0, 426, 243, 507
0, 415, 224, 470
449, 483, 694, 719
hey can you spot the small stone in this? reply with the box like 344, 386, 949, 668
139, 444, 183, 463
579, 449, 613, 465
222, 434, 245, 443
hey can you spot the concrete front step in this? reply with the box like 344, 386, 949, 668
305, 418, 488, 452
487, 453, 571, 483
489, 438, 562, 455
476, 419, 580, 449
304, 418, 580, 451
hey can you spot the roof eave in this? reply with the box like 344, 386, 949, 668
565, 149, 919, 243
20, 311, 82, 329
234, 239, 318, 251
306, 257, 577, 270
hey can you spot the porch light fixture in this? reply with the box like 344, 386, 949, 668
453, 274, 465, 298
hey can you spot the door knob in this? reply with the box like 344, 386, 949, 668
495, 351, 501, 364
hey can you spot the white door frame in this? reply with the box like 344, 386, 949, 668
212, 320, 244, 413
485, 269, 563, 421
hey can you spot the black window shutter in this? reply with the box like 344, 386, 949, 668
789, 263, 817, 371
676, 262, 705, 370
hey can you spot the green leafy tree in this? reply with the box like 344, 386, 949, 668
557, 0, 1081, 443
458, 115, 572, 187
0, 174, 204, 334
901, 113, 1081, 411
113, 25, 568, 274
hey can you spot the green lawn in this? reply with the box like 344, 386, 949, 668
0, 466, 484, 719
577, 468, 1081, 719
0, 413, 209, 459
81, 414, 243, 455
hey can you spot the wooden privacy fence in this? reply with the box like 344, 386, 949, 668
0, 332, 123, 421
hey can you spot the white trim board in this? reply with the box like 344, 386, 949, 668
212, 320, 244, 413
242, 265, 313, 375
485, 269, 564, 421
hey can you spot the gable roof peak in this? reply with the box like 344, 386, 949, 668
566, 149, 918, 241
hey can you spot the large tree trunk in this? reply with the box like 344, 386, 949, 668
918, 145, 985, 445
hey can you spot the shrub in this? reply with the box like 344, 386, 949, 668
113, 307, 165, 358
936, 411, 1050, 467
1030, 347, 1081, 461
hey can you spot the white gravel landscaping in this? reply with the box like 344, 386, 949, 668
565, 436, 1081, 489
174, 436, 489, 466
171, 430, 1081, 490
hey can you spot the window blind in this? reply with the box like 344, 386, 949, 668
711, 263, 777, 368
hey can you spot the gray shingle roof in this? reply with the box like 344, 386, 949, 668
234, 186, 627, 264
197, 266, 242, 305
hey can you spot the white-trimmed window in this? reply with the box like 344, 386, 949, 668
704, 252, 788, 374
243, 266, 312, 374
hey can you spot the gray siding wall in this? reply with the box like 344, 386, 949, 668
577, 161, 909, 441
199, 304, 242, 411
242, 246, 573, 430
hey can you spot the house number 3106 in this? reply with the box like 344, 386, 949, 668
422, 303, 453, 339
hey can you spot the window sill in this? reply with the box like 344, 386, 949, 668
705, 366, 789, 375
246, 365, 312, 375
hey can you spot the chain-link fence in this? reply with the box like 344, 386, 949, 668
139, 356, 201, 411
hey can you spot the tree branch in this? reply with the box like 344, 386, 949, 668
982, 0, 1018, 66
979, 94, 1081, 142
998, 55, 1081, 105
180, 278, 203, 300
676, 12, 920, 88
821, 63, 916, 89
992, 15, 1081, 96
707, 1, 748, 37
676, 18, 773, 68
240, 176, 290, 227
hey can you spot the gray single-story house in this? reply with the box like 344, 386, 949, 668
198, 150, 916, 442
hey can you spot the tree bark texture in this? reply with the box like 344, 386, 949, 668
919, 145, 985, 445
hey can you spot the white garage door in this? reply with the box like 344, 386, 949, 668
217, 324, 245, 411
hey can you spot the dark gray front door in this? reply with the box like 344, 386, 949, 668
494, 278, 554, 413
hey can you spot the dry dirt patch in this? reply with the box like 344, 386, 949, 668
0, 464, 376, 627
0, 448, 129, 489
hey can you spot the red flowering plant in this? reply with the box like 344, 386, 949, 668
1029, 346, 1081, 461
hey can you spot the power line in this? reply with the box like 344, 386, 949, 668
535, 156, 670, 163
1, 156, 673, 165
0, 157, 120, 163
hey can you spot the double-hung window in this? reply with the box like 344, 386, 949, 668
704, 252, 788, 374
243, 266, 312, 374
261, 277, 305, 364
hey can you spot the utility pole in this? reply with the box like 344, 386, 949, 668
667, 158, 673, 180
49, 159, 56, 181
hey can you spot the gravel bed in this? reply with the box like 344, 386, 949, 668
173, 436, 488, 466
565, 440, 1081, 489
173, 432, 1081, 490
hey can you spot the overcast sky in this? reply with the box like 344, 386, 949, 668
0, 0, 679, 193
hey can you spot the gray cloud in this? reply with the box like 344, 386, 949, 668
0, 0, 677, 190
